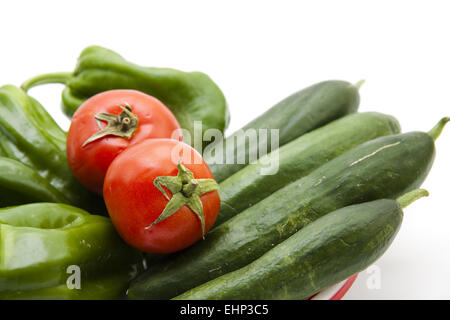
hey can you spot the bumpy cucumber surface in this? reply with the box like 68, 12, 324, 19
215, 112, 400, 226
175, 198, 405, 300
205, 80, 360, 182
128, 128, 436, 300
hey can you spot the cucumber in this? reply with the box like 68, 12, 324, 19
215, 112, 400, 227
127, 118, 447, 300
204, 80, 361, 182
174, 189, 428, 300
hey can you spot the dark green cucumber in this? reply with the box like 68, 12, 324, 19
127, 119, 446, 300
215, 112, 400, 227
174, 189, 428, 300
204, 80, 361, 182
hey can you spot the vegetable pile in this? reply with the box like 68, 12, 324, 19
0, 45, 447, 300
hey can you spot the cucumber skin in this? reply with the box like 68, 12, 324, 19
215, 112, 401, 227
175, 199, 402, 300
205, 80, 360, 182
128, 131, 434, 300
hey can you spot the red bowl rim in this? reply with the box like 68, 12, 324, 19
309, 274, 358, 300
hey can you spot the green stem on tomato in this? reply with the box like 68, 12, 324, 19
146, 162, 218, 238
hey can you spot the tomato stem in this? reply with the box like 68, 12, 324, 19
146, 163, 218, 238
82, 105, 139, 147
182, 180, 199, 197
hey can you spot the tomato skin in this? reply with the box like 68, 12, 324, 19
103, 139, 220, 254
67, 89, 181, 194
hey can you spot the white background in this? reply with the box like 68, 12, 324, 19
1, 1, 449, 299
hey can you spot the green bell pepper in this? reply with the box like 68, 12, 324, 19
0, 203, 144, 299
0, 85, 104, 213
21, 45, 230, 151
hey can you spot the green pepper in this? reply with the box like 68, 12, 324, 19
0, 85, 104, 213
21, 45, 230, 151
0, 157, 68, 206
0, 203, 144, 299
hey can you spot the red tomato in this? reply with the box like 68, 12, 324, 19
67, 89, 181, 194
103, 139, 220, 254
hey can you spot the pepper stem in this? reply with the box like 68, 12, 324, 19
396, 189, 429, 209
145, 163, 218, 238
21, 72, 73, 91
428, 117, 450, 141
355, 79, 365, 90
